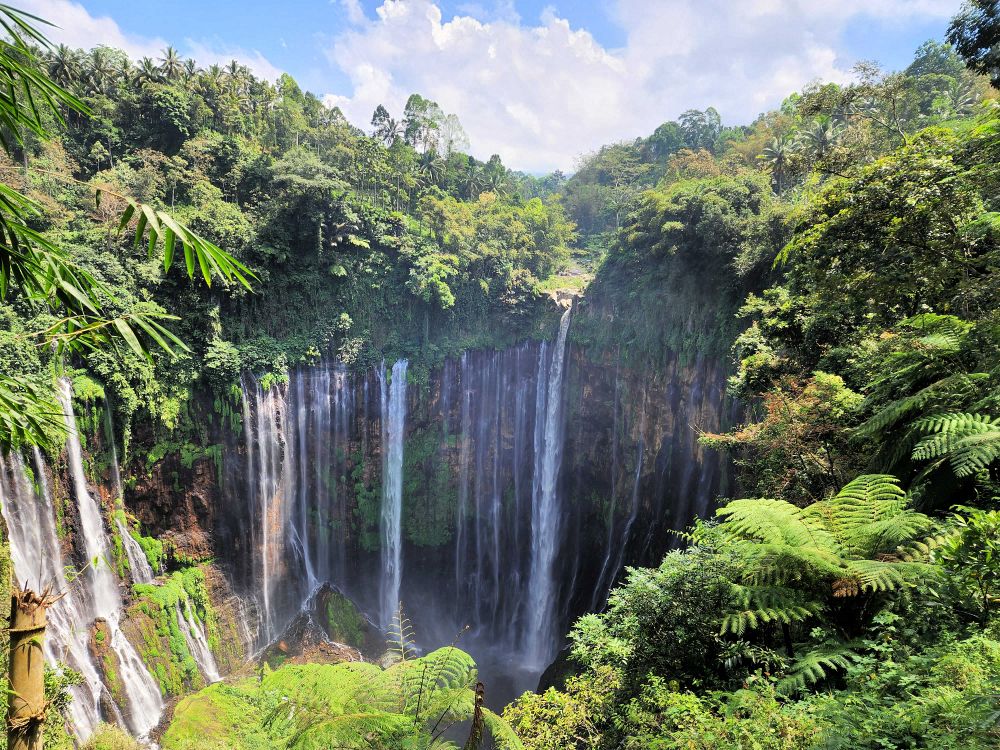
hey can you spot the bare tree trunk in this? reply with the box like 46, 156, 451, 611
7, 589, 47, 750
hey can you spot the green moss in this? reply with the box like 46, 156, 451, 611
102, 652, 123, 705
403, 426, 457, 547
134, 531, 164, 573
322, 590, 366, 649
131, 567, 219, 696
110, 512, 129, 579
351, 450, 380, 552
82, 724, 142, 750
163, 680, 271, 750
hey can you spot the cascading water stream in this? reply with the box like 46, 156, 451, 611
175, 600, 221, 683
57, 379, 165, 738
0, 449, 106, 738
379, 359, 409, 628
527, 304, 572, 667
117, 516, 155, 585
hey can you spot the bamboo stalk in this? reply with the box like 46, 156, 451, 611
7, 588, 48, 750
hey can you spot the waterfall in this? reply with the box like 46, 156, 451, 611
116, 517, 155, 584
241, 378, 295, 644
378, 359, 409, 628
0, 449, 105, 739
175, 600, 221, 683
527, 305, 572, 667
57, 379, 165, 738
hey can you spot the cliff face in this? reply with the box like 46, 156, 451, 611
126, 320, 732, 704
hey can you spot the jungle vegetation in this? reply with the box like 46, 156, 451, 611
0, 0, 997, 748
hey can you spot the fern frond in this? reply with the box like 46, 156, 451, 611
387, 604, 418, 662
777, 642, 861, 694
912, 412, 1000, 477
810, 475, 931, 556
481, 707, 525, 750
857, 374, 986, 438
716, 499, 834, 549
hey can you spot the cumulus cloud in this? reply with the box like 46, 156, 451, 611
16, 0, 283, 81
322, 0, 957, 172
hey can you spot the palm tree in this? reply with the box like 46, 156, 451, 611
159, 46, 184, 81
463, 160, 484, 199
205, 63, 225, 88
418, 151, 446, 188
136, 56, 161, 85
761, 135, 794, 193
946, 78, 979, 116
86, 47, 115, 95
47, 44, 79, 88
800, 115, 844, 163
486, 165, 510, 198
183, 58, 198, 81
117, 57, 134, 86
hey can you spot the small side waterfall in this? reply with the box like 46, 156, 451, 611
527, 305, 572, 667
379, 359, 409, 628
240, 378, 295, 644
116, 517, 155, 584
0, 449, 105, 738
1, 382, 166, 742
58, 380, 165, 738
175, 600, 221, 683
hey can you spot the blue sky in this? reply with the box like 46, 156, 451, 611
22, 0, 962, 171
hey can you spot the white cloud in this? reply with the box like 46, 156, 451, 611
16, 0, 165, 59
338, 0, 367, 26
16, 0, 283, 81
322, 0, 958, 172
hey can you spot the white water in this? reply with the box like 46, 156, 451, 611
175, 600, 221, 683
0, 449, 105, 738
241, 379, 295, 643
116, 517, 155, 584
378, 359, 409, 628
57, 380, 165, 738
527, 305, 572, 667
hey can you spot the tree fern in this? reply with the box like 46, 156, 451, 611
270, 645, 520, 750
705, 475, 935, 678
808, 474, 932, 556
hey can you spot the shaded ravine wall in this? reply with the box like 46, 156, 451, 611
213, 319, 737, 700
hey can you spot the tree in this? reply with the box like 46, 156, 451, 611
403, 93, 443, 152
46, 43, 79, 88
799, 115, 843, 163
938, 508, 1000, 623
371, 104, 403, 145
86, 47, 115, 94
948, 0, 1000, 87
701, 474, 935, 691
438, 112, 469, 156
760, 135, 794, 192
679, 107, 723, 152
158, 46, 183, 81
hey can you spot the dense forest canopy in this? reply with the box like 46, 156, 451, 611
0, 1, 998, 749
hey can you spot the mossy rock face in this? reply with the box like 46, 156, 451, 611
90, 619, 126, 708
128, 567, 220, 696
312, 584, 380, 656
261, 587, 370, 669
